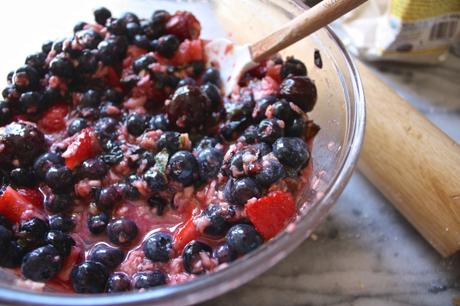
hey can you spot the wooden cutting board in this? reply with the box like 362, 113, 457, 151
357, 62, 460, 257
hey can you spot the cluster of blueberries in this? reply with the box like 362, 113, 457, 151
0, 6, 318, 293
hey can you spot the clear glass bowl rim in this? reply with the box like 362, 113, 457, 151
0, 1, 365, 305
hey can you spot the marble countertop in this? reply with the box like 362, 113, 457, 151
204, 53, 460, 306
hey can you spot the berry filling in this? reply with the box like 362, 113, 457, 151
0, 7, 319, 293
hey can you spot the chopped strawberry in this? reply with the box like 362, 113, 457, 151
17, 188, 44, 209
173, 217, 199, 252
166, 11, 201, 41
56, 246, 82, 281
267, 64, 282, 84
126, 45, 148, 59
37, 103, 68, 133
245, 191, 296, 240
166, 39, 203, 66
62, 128, 100, 170
0, 186, 31, 223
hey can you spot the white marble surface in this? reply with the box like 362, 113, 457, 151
203, 53, 460, 306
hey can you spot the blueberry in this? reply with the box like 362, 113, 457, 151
279, 76, 317, 112
98, 37, 127, 65
2, 122, 46, 166
25, 52, 47, 74
107, 272, 132, 292
140, 20, 160, 40
106, 18, 128, 36
132, 54, 156, 74
103, 88, 123, 104
182, 240, 212, 274
75, 29, 102, 50
0, 241, 26, 268
0, 216, 12, 230
201, 204, 236, 237
144, 168, 168, 193
272, 99, 294, 123
6, 71, 13, 84
254, 95, 278, 120
95, 117, 118, 139
10, 168, 35, 187
0, 225, 13, 249
239, 125, 258, 144
143, 232, 173, 263
150, 10, 170, 38
254, 156, 285, 187
194, 137, 219, 153
42, 41, 53, 54
80, 89, 101, 108
107, 218, 138, 246
200, 83, 222, 111
13, 65, 39, 90
257, 119, 284, 144
197, 148, 223, 181
156, 131, 180, 154
94, 7, 112, 25
2, 85, 20, 102
44, 193, 73, 214
71, 261, 109, 293
132, 270, 166, 289
88, 244, 124, 270
49, 57, 74, 78
21, 245, 63, 282
73, 21, 87, 33
133, 34, 152, 50
226, 91, 254, 122
219, 120, 247, 141
87, 212, 109, 235
126, 113, 147, 136
213, 243, 237, 264
80, 157, 108, 179
280, 56, 307, 79
18, 91, 43, 115
0, 101, 12, 125
33, 153, 64, 179
177, 77, 196, 87
49, 214, 75, 233
168, 151, 199, 186
223, 178, 261, 206
147, 196, 168, 216
155, 35, 180, 58
167, 85, 211, 131
121, 12, 140, 24
286, 116, 306, 137
202, 67, 221, 87
45, 166, 74, 191
17, 218, 49, 249
226, 224, 263, 256
190, 60, 205, 77
96, 186, 121, 210
149, 114, 170, 131
272, 137, 309, 170
42, 87, 62, 106
52, 40, 64, 53
126, 22, 141, 38
117, 181, 140, 201
44, 230, 75, 257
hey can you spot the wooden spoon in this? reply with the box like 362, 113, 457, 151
205, 0, 367, 95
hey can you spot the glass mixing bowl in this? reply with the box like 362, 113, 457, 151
0, 0, 365, 305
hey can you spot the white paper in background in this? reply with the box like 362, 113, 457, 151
336, 0, 460, 64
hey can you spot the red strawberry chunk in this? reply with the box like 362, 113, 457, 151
173, 217, 199, 252
245, 191, 296, 240
106, 67, 122, 90
56, 246, 82, 281
0, 186, 31, 223
17, 188, 44, 209
166, 11, 201, 41
37, 103, 68, 133
62, 128, 100, 170
267, 64, 282, 85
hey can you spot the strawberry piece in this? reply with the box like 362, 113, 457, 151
245, 191, 296, 240
166, 11, 201, 41
173, 217, 199, 252
167, 39, 203, 66
267, 64, 282, 85
37, 103, 68, 133
106, 67, 122, 90
0, 186, 31, 223
62, 128, 99, 170
17, 188, 44, 209
57, 246, 82, 281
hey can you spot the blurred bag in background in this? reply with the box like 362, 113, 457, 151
326, 0, 460, 64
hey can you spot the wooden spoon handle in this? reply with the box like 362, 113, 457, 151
358, 63, 460, 257
250, 0, 367, 62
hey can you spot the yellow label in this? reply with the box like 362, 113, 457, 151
390, 0, 460, 22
